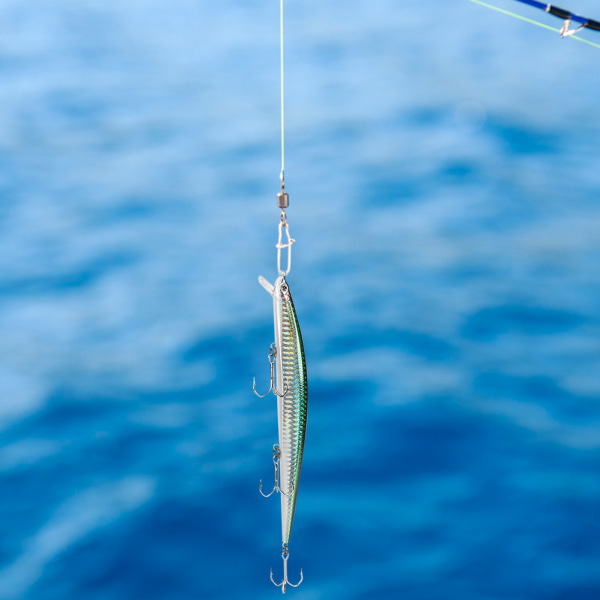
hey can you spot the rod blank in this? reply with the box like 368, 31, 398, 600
513, 0, 600, 31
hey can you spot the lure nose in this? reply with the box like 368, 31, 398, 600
259, 275, 274, 296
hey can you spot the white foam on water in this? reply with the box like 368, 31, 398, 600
0, 477, 156, 599
0, 439, 62, 471
0, 371, 46, 431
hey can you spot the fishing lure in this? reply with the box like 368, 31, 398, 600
254, 215, 307, 593
252, 0, 307, 593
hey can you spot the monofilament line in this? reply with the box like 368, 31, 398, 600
280, 0, 285, 177
276, 0, 290, 215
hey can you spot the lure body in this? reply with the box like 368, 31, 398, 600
260, 273, 308, 545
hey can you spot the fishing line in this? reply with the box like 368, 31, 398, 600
275, 0, 292, 273
280, 0, 285, 178
466, 0, 600, 49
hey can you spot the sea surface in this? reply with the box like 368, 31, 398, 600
0, 1, 599, 599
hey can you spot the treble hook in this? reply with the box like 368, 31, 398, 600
260, 444, 294, 498
270, 544, 303, 594
253, 343, 289, 398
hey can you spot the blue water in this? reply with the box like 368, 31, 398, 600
1, 0, 600, 598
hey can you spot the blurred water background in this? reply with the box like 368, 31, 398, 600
0, 0, 599, 598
